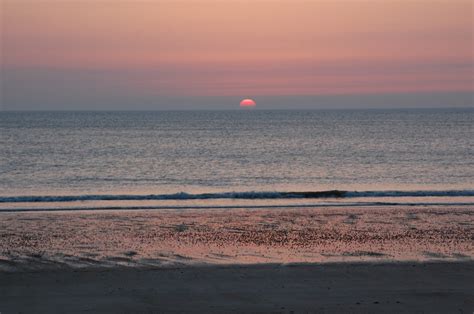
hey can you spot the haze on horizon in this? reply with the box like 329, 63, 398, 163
1, 0, 473, 110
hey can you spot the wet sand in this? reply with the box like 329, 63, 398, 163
1, 262, 473, 313
0, 206, 472, 270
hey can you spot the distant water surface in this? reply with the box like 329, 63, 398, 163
1, 109, 473, 210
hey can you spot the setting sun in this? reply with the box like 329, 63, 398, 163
240, 99, 256, 108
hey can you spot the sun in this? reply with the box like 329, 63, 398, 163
240, 98, 256, 108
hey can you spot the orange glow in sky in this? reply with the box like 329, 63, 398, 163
1, 0, 473, 109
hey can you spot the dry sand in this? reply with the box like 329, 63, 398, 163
0, 262, 473, 313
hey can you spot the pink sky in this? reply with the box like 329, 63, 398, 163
1, 0, 473, 109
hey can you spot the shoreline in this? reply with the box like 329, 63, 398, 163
1, 261, 473, 313
1, 201, 473, 213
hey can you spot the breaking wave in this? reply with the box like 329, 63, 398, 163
1, 189, 473, 203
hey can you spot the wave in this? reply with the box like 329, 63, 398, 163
0, 190, 473, 203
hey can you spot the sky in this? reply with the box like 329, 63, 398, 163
1, 0, 473, 110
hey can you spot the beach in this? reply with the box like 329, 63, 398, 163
0, 205, 473, 312
1, 261, 473, 313
1, 206, 473, 270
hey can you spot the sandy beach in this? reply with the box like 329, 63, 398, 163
1, 261, 473, 313
0, 205, 473, 312
1, 206, 472, 270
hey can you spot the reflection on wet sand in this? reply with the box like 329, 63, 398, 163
0, 205, 472, 271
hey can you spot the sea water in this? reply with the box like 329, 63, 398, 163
1, 109, 473, 211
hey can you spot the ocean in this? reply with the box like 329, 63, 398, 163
1, 109, 473, 211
